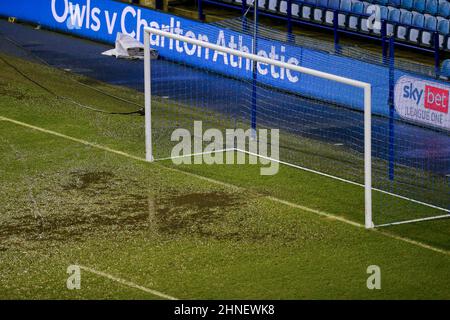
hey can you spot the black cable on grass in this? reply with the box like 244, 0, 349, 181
0, 54, 55, 95
0, 32, 144, 116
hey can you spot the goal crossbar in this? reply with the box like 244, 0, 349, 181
143, 26, 374, 229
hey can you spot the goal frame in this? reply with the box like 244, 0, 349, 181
143, 26, 374, 229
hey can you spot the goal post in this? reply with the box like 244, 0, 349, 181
143, 26, 374, 229
144, 29, 153, 162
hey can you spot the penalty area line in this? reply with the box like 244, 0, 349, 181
1, 116, 449, 257
78, 265, 178, 300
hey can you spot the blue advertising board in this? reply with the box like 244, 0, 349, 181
1, 0, 448, 130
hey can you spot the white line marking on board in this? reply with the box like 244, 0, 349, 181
78, 265, 178, 300
1, 116, 449, 257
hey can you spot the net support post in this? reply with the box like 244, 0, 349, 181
251, 0, 258, 137
364, 84, 373, 229
198, 0, 205, 21
434, 32, 440, 79
144, 30, 153, 162
388, 36, 395, 181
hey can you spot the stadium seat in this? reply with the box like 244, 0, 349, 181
400, 0, 413, 11
437, 17, 449, 48
301, 0, 317, 20
438, 0, 450, 18
408, 12, 425, 43
425, 0, 438, 15
279, 1, 301, 17
412, 0, 425, 13
338, 0, 352, 27
421, 15, 438, 46
313, 0, 329, 22
348, 1, 364, 30
441, 59, 450, 77
258, 0, 268, 10
267, 0, 278, 12
372, 0, 386, 5
325, 0, 341, 25
388, 0, 401, 7
238, 0, 267, 9
386, 7, 401, 36
397, 10, 413, 39
374, 6, 389, 34
359, 2, 373, 33
279, 0, 288, 13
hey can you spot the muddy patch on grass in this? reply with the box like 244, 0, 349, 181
0, 190, 243, 244
62, 170, 115, 190
0, 208, 149, 242
0, 81, 28, 100
156, 192, 241, 235
0, 168, 319, 249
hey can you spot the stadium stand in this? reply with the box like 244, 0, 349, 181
199, 0, 450, 51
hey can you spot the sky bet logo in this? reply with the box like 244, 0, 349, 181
395, 76, 450, 131
424, 85, 449, 114
403, 82, 449, 114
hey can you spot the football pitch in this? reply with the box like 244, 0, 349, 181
0, 53, 449, 299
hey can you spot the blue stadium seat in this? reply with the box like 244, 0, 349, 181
301, 0, 317, 20
348, 1, 364, 30
400, 0, 413, 11
437, 17, 449, 48
425, 0, 438, 15
408, 12, 425, 43
359, 2, 373, 33
338, 0, 352, 27
421, 15, 438, 46
412, 0, 425, 13
388, 0, 401, 7
438, 0, 450, 18
397, 10, 413, 39
440, 59, 450, 78
377, 6, 389, 33
387, 7, 401, 36
325, 0, 341, 25
313, 0, 329, 22
375, 0, 388, 5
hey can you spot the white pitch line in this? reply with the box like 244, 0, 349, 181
1, 116, 449, 257
237, 148, 450, 215
376, 213, 450, 228
375, 231, 450, 257
78, 265, 178, 300
266, 196, 363, 228
154, 148, 236, 161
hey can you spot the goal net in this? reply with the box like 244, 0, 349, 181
143, 20, 449, 229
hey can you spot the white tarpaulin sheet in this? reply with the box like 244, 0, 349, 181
102, 32, 158, 60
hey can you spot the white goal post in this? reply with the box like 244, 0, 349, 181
143, 26, 374, 229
